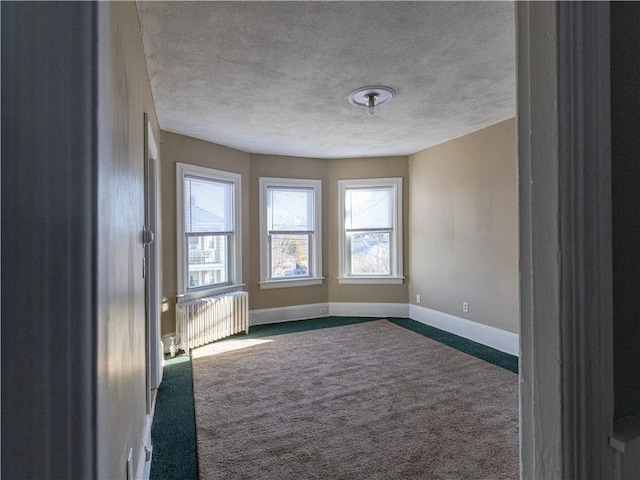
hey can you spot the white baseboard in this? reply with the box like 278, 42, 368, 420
409, 304, 519, 356
250, 302, 329, 326
135, 414, 153, 480
250, 302, 409, 326
329, 302, 410, 318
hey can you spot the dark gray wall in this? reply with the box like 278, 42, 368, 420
1, 3, 97, 478
611, 1, 640, 421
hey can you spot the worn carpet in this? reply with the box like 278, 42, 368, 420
192, 319, 518, 479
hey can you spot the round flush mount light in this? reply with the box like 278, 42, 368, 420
348, 85, 396, 116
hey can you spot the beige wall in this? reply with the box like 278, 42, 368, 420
97, 2, 161, 478
160, 123, 516, 335
160, 131, 251, 334
408, 118, 518, 333
327, 157, 410, 304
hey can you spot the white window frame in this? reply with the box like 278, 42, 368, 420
259, 177, 323, 289
338, 177, 404, 285
176, 163, 243, 301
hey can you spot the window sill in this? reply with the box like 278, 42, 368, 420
176, 283, 246, 302
259, 277, 324, 290
337, 276, 404, 285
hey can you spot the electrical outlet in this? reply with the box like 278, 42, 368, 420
319, 307, 328, 314
462, 302, 469, 313
416, 294, 421, 304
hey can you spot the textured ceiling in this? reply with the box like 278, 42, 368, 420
137, 1, 515, 159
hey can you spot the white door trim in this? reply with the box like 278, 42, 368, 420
146, 119, 163, 391
517, 2, 614, 479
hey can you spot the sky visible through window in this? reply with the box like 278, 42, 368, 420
347, 187, 392, 230
268, 188, 312, 278
269, 188, 311, 231
346, 187, 393, 275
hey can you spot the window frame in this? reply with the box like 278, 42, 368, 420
338, 177, 404, 285
259, 177, 323, 289
176, 163, 243, 300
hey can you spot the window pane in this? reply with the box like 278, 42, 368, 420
270, 234, 309, 278
269, 188, 312, 231
350, 232, 390, 274
187, 235, 228, 288
184, 176, 232, 233
347, 187, 392, 230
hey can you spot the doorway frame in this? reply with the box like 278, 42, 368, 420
517, 2, 614, 478
143, 114, 163, 400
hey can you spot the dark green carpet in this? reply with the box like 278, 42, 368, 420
150, 316, 518, 478
150, 355, 198, 480
387, 318, 518, 373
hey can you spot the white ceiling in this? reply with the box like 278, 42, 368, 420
137, 1, 516, 159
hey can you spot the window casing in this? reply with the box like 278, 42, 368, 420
176, 163, 242, 299
338, 178, 404, 284
259, 177, 323, 289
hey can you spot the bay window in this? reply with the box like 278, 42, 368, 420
259, 177, 323, 289
338, 178, 404, 284
177, 163, 242, 298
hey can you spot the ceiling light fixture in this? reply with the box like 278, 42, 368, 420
348, 86, 396, 116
